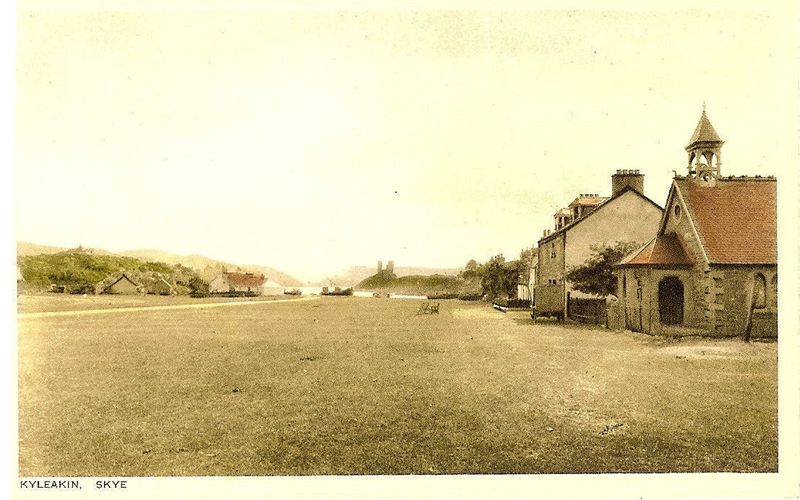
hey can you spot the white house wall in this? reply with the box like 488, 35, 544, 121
208, 276, 229, 293
564, 190, 663, 292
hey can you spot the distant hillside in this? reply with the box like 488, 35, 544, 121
17, 249, 204, 295
17, 242, 115, 257
16, 241, 301, 287
356, 272, 480, 298
119, 249, 301, 286
324, 265, 461, 287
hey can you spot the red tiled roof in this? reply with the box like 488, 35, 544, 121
225, 272, 266, 287
676, 178, 777, 264
618, 233, 694, 267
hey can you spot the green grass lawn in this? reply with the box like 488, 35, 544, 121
17, 297, 777, 475
17, 293, 297, 314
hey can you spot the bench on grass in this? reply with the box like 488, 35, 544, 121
416, 302, 440, 315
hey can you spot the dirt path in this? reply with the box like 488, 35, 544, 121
17, 295, 320, 320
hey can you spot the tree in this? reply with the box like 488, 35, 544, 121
565, 241, 642, 296
188, 276, 210, 296
480, 254, 520, 300
460, 259, 481, 280
517, 247, 535, 284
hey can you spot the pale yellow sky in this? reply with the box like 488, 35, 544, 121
14, 4, 798, 282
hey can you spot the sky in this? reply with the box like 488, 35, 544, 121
13, 2, 798, 282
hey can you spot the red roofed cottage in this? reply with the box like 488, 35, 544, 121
209, 272, 267, 296
611, 110, 777, 338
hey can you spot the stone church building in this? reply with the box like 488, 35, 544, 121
611, 110, 777, 338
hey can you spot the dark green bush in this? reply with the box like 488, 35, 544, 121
497, 298, 531, 309
67, 282, 96, 295
458, 293, 483, 301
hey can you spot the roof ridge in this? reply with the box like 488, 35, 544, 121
718, 175, 777, 181
540, 185, 663, 243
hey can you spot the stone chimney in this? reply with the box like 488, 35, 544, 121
612, 169, 644, 196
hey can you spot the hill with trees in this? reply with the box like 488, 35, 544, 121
17, 248, 206, 295
16, 241, 302, 289
323, 265, 461, 288
354, 248, 535, 300
356, 270, 481, 298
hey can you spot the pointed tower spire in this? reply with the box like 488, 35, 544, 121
685, 107, 724, 182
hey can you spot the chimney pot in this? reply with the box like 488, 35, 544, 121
611, 169, 644, 196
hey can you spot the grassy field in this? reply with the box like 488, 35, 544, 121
17, 293, 298, 314
17, 297, 777, 475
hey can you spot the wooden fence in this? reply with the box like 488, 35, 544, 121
567, 297, 607, 325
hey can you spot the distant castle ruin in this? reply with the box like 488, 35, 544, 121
377, 260, 395, 274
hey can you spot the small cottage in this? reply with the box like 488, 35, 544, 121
100, 274, 141, 295
208, 272, 266, 295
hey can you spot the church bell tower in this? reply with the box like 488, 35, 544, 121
685, 106, 724, 183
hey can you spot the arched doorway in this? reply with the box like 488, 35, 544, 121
659, 277, 684, 325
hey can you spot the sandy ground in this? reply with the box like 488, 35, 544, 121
18, 298, 777, 475
17, 295, 319, 320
